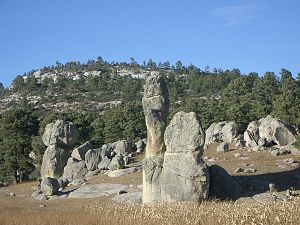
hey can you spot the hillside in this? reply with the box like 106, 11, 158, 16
0, 57, 300, 185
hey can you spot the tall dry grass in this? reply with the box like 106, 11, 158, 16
1, 199, 300, 225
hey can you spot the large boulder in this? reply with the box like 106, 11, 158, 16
161, 112, 210, 203
40, 145, 71, 178
62, 158, 88, 182
108, 155, 125, 170
85, 149, 102, 171
205, 121, 239, 147
110, 140, 133, 156
142, 74, 169, 203
41, 177, 60, 196
259, 115, 296, 146
71, 141, 93, 161
244, 115, 296, 148
42, 120, 79, 147
209, 165, 241, 200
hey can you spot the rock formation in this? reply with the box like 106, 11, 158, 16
161, 112, 210, 202
244, 115, 296, 148
142, 74, 169, 203
205, 121, 239, 147
41, 120, 79, 178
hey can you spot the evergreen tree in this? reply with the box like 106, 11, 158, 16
0, 108, 38, 183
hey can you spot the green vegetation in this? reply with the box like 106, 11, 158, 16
0, 57, 299, 183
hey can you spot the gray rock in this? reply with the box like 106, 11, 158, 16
85, 169, 101, 179
258, 138, 268, 147
71, 141, 93, 161
269, 183, 277, 192
98, 156, 112, 170
235, 197, 256, 204
244, 168, 257, 173
42, 120, 79, 147
108, 155, 125, 170
142, 74, 169, 203
135, 139, 146, 152
259, 115, 296, 146
68, 183, 129, 199
216, 142, 230, 152
209, 165, 241, 200
85, 149, 101, 171
205, 121, 239, 146
252, 193, 278, 204
41, 177, 60, 196
108, 167, 139, 178
112, 192, 142, 204
40, 145, 71, 178
161, 112, 210, 203
110, 140, 134, 156
62, 159, 88, 182
100, 144, 113, 158
164, 112, 205, 154
284, 158, 295, 164
244, 121, 260, 148
123, 156, 129, 166
234, 167, 243, 173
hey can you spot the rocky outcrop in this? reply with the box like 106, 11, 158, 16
244, 115, 296, 148
161, 112, 210, 203
142, 74, 169, 203
40, 120, 79, 178
205, 121, 239, 147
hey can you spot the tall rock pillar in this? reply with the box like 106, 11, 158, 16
142, 74, 169, 203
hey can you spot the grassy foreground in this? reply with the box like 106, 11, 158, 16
1, 199, 300, 225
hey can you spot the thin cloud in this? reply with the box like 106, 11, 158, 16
203, 4, 266, 29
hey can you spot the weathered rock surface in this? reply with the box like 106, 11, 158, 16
41, 177, 60, 196
85, 149, 101, 171
42, 120, 79, 147
71, 141, 92, 161
161, 112, 210, 203
205, 121, 239, 147
62, 158, 88, 182
40, 145, 71, 178
209, 165, 241, 200
142, 74, 169, 203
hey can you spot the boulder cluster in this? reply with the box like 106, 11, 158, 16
35, 120, 145, 198
204, 114, 298, 156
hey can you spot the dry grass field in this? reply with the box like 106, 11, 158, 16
1, 144, 300, 225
